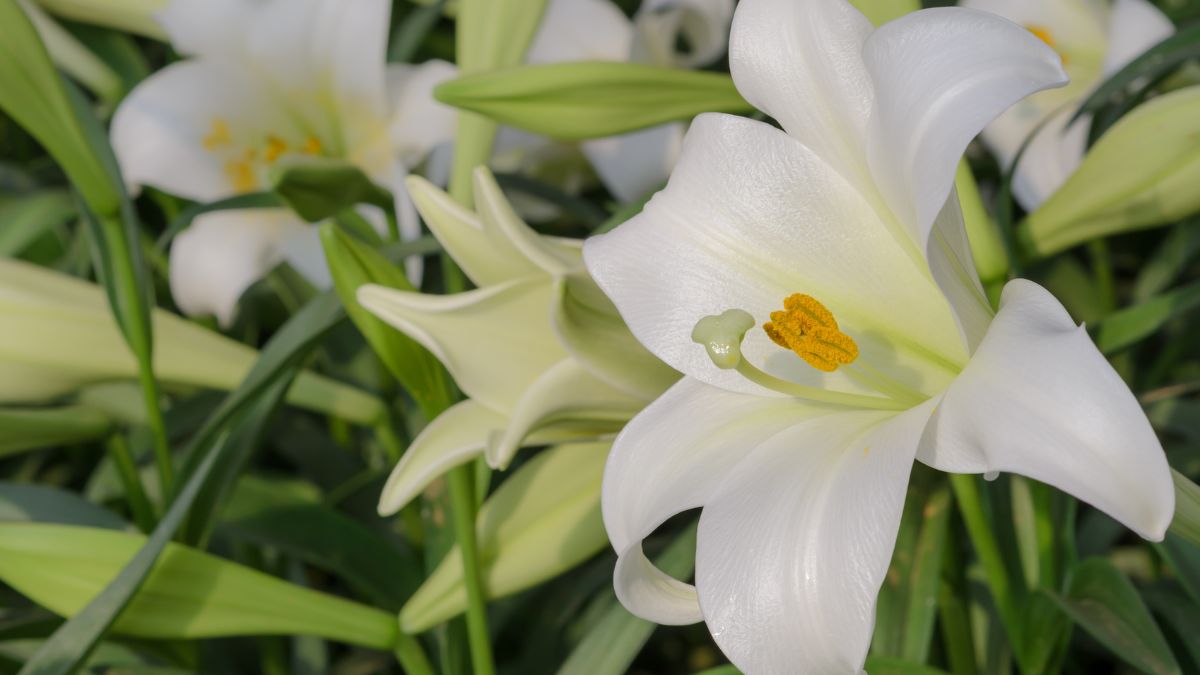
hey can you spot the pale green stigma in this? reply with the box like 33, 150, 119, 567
691, 309, 755, 369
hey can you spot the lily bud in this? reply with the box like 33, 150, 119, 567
1020, 86, 1200, 257
32, 0, 166, 39
0, 258, 384, 425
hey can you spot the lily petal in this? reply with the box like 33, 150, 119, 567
486, 358, 643, 470
156, 0, 256, 60
552, 273, 679, 400
605, 378, 829, 624
923, 279, 1174, 540
169, 209, 300, 327
583, 113, 965, 397
862, 6, 1068, 240
728, 0, 874, 186
580, 123, 683, 204
527, 0, 633, 64
926, 189, 993, 353
472, 169, 582, 276
1103, 0, 1173, 75
357, 279, 567, 414
111, 60, 285, 200
695, 401, 936, 674
388, 60, 459, 168
1009, 106, 1089, 210
633, 0, 735, 69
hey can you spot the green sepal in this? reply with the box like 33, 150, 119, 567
269, 157, 393, 223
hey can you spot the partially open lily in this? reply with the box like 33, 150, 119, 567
583, 0, 1175, 672
963, 0, 1174, 210
111, 0, 456, 326
497, 0, 734, 204
358, 168, 677, 515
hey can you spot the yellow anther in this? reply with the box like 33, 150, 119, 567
202, 118, 231, 150
224, 158, 257, 192
1025, 24, 1069, 66
763, 293, 858, 372
264, 135, 289, 163
302, 135, 322, 154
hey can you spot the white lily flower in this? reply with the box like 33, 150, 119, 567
358, 169, 677, 515
111, 0, 456, 326
583, 0, 1175, 672
496, 0, 734, 205
963, 0, 1174, 210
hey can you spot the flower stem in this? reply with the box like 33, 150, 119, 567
394, 633, 436, 675
949, 474, 1021, 649
447, 465, 495, 675
105, 433, 156, 530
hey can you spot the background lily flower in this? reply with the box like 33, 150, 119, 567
110, 0, 456, 327
359, 168, 677, 515
496, 0, 734, 205
583, 0, 1175, 672
963, 0, 1174, 210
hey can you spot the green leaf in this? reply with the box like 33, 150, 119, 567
220, 475, 422, 609
0, 405, 114, 457
389, 0, 447, 63
0, 482, 127, 531
1134, 218, 1200, 302
435, 62, 752, 141
1093, 279, 1200, 354
556, 522, 697, 675
0, 190, 75, 256
1157, 534, 1200, 605
1169, 470, 1200, 553
1143, 586, 1200, 671
15, 292, 343, 675
319, 224, 455, 418
1050, 557, 1180, 675
269, 157, 392, 223
862, 657, 951, 675
0, 0, 120, 216
0, 523, 396, 647
1020, 86, 1200, 257
401, 443, 610, 632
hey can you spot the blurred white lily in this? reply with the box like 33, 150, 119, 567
583, 0, 1175, 672
496, 0, 734, 204
358, 168, 677, 515
964, 0, 1174, 210
111, 0, 456, 326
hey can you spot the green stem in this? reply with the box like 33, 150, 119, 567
447, 466, 494, 675
1088, 240, 1117, 315
374, 419, 406, 465
1030, 482, 1057, 588
105, 433, 156, 531
134, 351, 173, 498
949, 475, 1022, 658
394, 633, 436, 675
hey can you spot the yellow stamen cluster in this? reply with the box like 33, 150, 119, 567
1025, 24, 1069, 66
202, 118, 232, 150
763, 293, 858, 372
206, 115, 326, 192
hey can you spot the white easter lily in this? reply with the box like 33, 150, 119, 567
111, 0, 456, 326
358, 169, 677, 515
497, 0, 734, 204
583, 0, 1175, 672
964, 0, 1174, 210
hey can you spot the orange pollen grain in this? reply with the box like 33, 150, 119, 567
202, 118, 231, 150
302, 136, 322, 154
264, 135, 289, 163
762, 293, 859, 372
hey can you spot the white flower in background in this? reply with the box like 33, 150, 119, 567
583, 0, 1175, 672
496, 0, 734, 205
964, 0, 1174, 210
111, 0, 456, 326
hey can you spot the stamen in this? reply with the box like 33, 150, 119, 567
763, 293, 858, 372
1025, 24, 1069, 66
303, 136, 323, 155
691, 310, 907, 411
224, 158, 256, 192
202, 118, 231, 150
264, 135, 289, 163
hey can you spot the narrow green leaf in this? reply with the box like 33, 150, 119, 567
901, 485, 952, 662
0, 523, 396, 647
1143, 586, 1200, 670
319, 224, 455, 418
862, 657, 951, 675
0, 190, 75, 256
0, 0, 120, 216
1158, 534, 1200, 605
1171, 470, 1200, 549
1072, 24, 1200, 125
389, 0, 447, 63
1051, 557, 1180, 675
556, 522, 697, 675
1133, 218, 1200, 302
0, 482, 127, 531
1018, 590, 1071, 674
1094, 279, 1200, 354
0, 405, 113, 457
435, 62, 752, 141
269, 158, 392, 223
